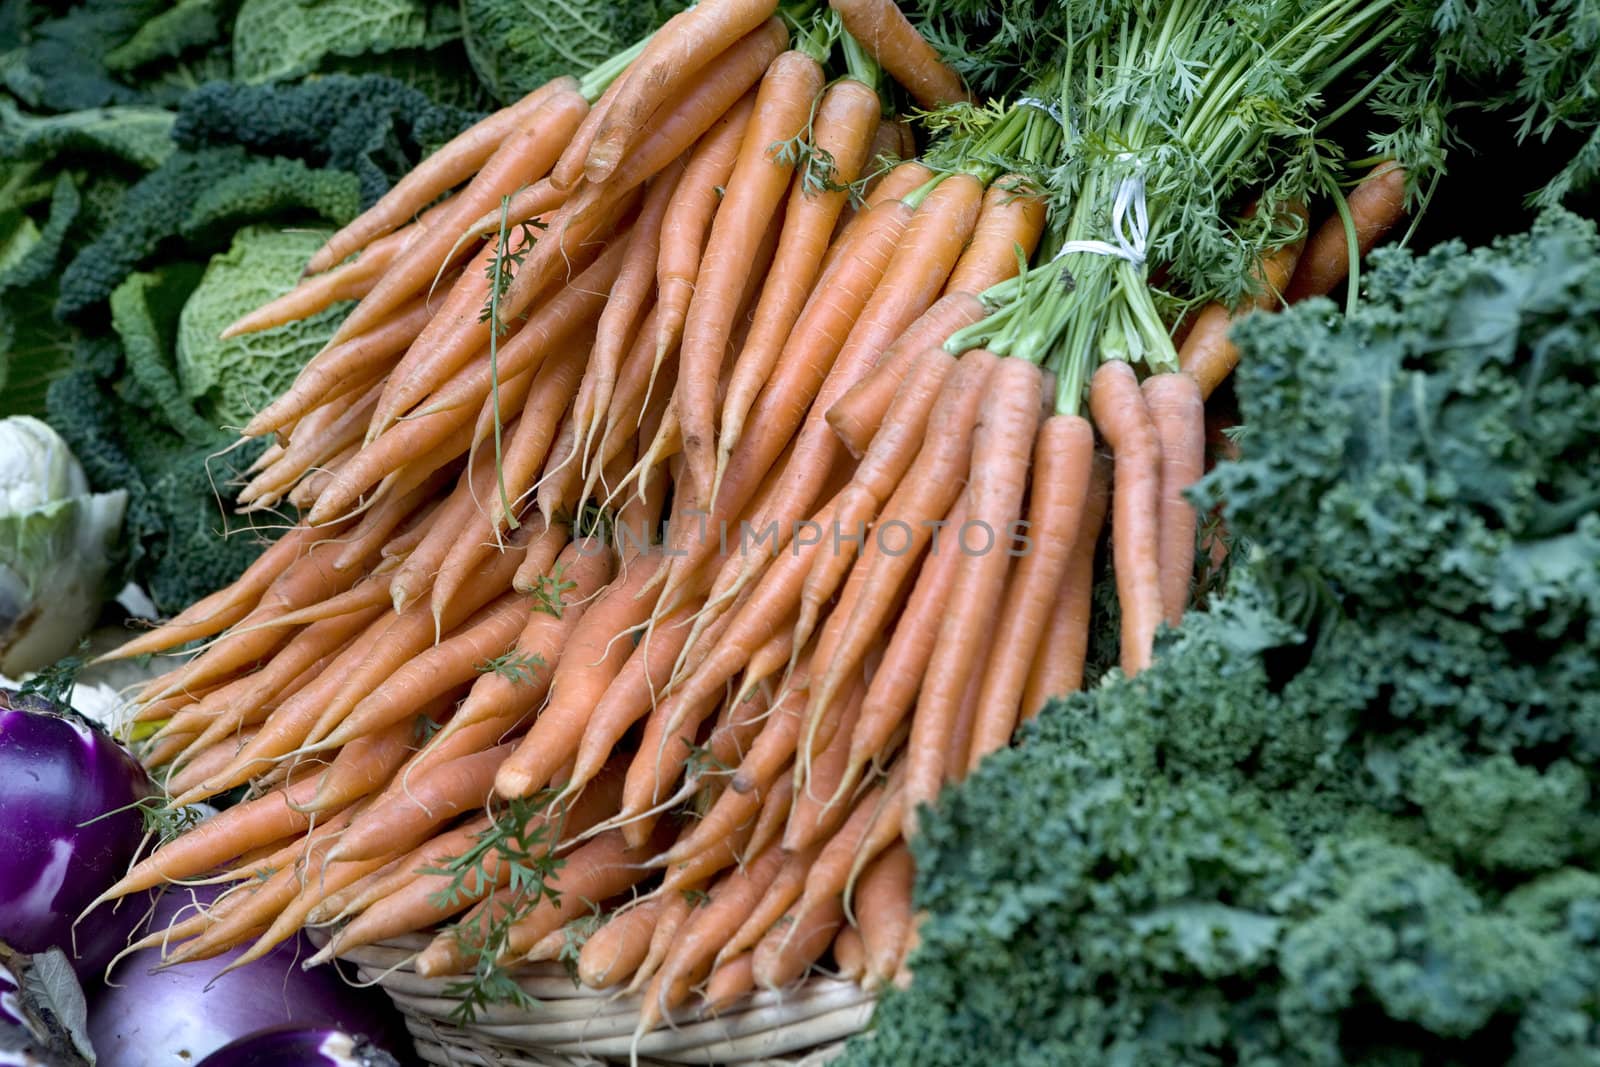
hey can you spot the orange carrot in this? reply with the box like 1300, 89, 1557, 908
829, 0, 969, 109
495, 552, 669, 798
810, 349, 996, 730
628, 890, 696, 993
1178, 211, 1307, 399
584, 0, 780, 183
328, 743, 513, 864
312, 773, 623, 961
753, 892, 843, 988
824, 294, 986, 458
655, 95, 757, 366
90, 776, 324, 906
1141, 372, 1205, 627
242, 296, 436, 438
904, 358, 1042, 832
315, 593, 531, 749
716, 76, 881, 494
1021, 455, 1110, 718
639, 845, 787, 1032
943, 178, 1047, 294
328, 88, 589, 347
304, 76, 578, 274
854, 841, 914, 990
783, 678, 865, 851
574, 160, 686, 465
678, 50, 825, 508
1089, 359, 1163, 675
832, 925, 867, 983
578, 896, 665, 989
965, 414, 1095, 768
1285, 161, 1406, 303
701, 952, 757, 1011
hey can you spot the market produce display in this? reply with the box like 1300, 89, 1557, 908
3, 0, 1598, 1063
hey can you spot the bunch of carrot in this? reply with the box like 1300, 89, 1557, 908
89, 0, 1410, 1038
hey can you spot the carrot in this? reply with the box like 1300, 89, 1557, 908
578, 896, 664, 989
144, 538, 366, 702
810, 349, 997, 730
330, 467, 458, 574
307, 817, 488, 927
583, 0, 780, 183
783, 676, 865, 850
1178, 209, 1307, 399
241, 384, 383, 507
829, 0, 968, 110
574, 161, 686, 466
222, 237, 392, 339
741, 764, 798, 863
327, 743, 513, 864
716, 76, 881, 497
297, 528, 533, 748
697, 174, 984, 615
494, 552, 667, 798
1141, 372, 1205, 626
616, 680, 727, 850
753, 892, 843, 989
678, 51, 825, 508
904, 358, 1041, 832
1089, 359, 1163, 675
1021, 455, 1109, 718
89, 776, 325, 907
303, 241, 619, 527
638, 843, 788, 1034
832, 925, 867, 983
222, 847, 395, 971
824, 294, 986, 458
701, 952, 757, 1012
1285, 161, 1407, 303
660, 196, 912, 597
105, 525, 323, 664
655, 95, 757, 367
453, 178, 568, 249
242, 296, 435, 438
823, 160, 933, 272
661, 681, 805, 866
549, 597, 701, 802
943, 179, 1047, 295
428, 345, 591, 616
174, 610, 378, 763
311, 774, 623, 962
313, 593, 531, 749
163, 728, 261, 797
165, 610, 394, 806
965, 414, 1095, 768
656, 772, 769, 897
371, 203, 608, 441
388, 443, 503, 612
854, 841, 914, 991
628, 890, 696, 993
712, 843, 817, 971
304, 76, 578, 274
327, 88, 589, 347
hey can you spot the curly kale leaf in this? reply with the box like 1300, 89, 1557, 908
172, 75, 481, 206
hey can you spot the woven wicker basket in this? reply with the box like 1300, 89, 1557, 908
329, 935, 875, 1066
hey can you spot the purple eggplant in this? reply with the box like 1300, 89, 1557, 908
88, 883, 408, 1067
194, 1027, 400, 1067
0, 690, 150, 984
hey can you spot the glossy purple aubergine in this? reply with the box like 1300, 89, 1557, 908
0, 689, 150, 983
194, 1027, 400, 1067
88, 882, 409, 1067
